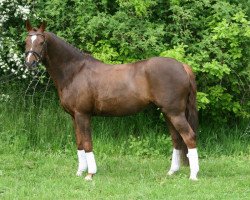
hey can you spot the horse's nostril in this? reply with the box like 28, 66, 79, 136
25, 61, 34, 68
25, 61, 30, 67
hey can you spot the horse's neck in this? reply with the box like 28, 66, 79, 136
44, 32, 85, 89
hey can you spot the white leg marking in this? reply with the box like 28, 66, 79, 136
76, 150, 87, 176
187, 148, 199, 181
168, 148, 181, 175
86, 152, 97, 174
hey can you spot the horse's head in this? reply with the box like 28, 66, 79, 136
25, 20, 46, 69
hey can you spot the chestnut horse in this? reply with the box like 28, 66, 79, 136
24, 21, 199, 181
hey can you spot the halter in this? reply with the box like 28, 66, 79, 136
25, 33, 47, 66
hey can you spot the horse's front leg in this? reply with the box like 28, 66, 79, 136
74, 112, 97, 180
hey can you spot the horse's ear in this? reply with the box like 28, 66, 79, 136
26, 20, 32, 31
39, 21, 46, 32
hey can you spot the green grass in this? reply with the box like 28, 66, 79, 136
0, 147, 249, 200
0, 85, 249, 156
0, 84, 250, 199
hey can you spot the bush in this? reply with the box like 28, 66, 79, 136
163, 0, 250, 121
0, 0, 31, 79
0, 0, 249, 122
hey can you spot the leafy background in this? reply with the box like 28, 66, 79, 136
0, 0, 250, 122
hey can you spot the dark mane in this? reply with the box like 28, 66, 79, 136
47, 32, 101, 63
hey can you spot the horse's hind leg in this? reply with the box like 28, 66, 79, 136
166, 112, 199, 180
165, 117, 187, 175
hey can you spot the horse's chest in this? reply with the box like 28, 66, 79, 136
58, 87, 80, 114
59, 92, 74, 114
59, 86, 93, 115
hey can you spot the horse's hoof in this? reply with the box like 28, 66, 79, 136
167, 170, 175, 176
189, 176, 198, 181
85, 174, 93, 181
168, 169, 178, 176
76, 171, 83, 176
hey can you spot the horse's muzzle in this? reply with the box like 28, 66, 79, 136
25, 60, 38, 69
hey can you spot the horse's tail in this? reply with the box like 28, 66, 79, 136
183, 64, 198, 134
181, 64, 199, 164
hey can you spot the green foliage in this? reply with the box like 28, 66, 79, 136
117, 0, 157, 16
160, 44, 187, 63
1, 0, 249, 121
161, 0, 250, 121
121, 134, 172, 157
197, 92, 210, 110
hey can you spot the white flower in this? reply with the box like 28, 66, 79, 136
0, 94, 11, 102
0, 0, 39, 80
15, 5, 30, 19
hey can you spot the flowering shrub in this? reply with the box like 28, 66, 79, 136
0, 0, 32, 79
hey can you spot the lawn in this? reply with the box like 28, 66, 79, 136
0, 148, 249, 200
0, 86, 249, 199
